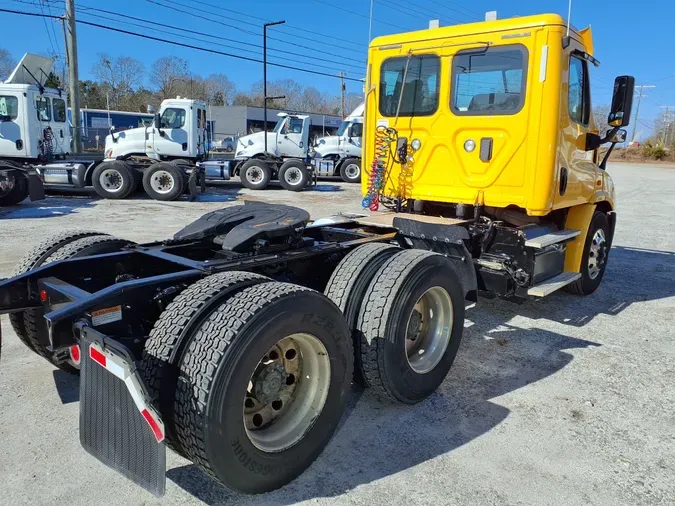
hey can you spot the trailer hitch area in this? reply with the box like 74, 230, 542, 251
77, 322, 166, 496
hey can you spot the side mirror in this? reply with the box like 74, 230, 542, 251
109, 125, 116, 132
608, 76, 635, 127
154, 112, 161, 128
607, 128, 627, 144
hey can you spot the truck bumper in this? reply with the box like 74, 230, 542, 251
78, 324, 166, 496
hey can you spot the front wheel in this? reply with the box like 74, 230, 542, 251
240, 159, 271, 190
174, 283, 352, 493
565, 211, 610, 295
142, 162, 185, 201
339, 158, 361, 183
278, 160, 309, 191
92, 160, 137, 199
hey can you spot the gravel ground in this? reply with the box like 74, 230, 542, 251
0, 164, 673, 506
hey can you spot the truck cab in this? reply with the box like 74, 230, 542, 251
104, 98, 208, 162
0, 53, 70, 163
235, 113, 311, 159
363, 13, 634, 297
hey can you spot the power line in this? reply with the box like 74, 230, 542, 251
147, 0, 366, 66
0, 7, 364, 83
375, 0, 465, 25
178, 0, 368, 51
76, 6, 365, 73
33, 0, 58, 58
423, 0, 481, 20
311, 0, 409, 31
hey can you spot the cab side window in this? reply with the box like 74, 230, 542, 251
53, 98, 67, 122
288, 118, 303, 133
349, 122, 363, 137
36, 96, 51, 121
160, 108, 186, 129
569, 56, 590, 126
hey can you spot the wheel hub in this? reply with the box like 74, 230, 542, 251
243, 333, 331, 452
406, 309, 423, 341
345, 164, 359, 178
100, 168, 123, 192
254, 363, 287, 404
588, 229, 607, 280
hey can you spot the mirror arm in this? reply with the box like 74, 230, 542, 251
599, 142, 617, 171
587, 126, 621, 151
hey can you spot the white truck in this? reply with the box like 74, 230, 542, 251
313, 103, 363, 183
0, 53, 217, 202
0, 54, 49, 206
229, 106, 364, 189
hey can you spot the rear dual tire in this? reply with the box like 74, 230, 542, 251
92, 160, 138, 199
144, 278, 352, 494
0, 164, 29, 206
325, 246, 465, 404
9, 232, 133, 372
142, 162, 186, 201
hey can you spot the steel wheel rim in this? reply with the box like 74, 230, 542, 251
345, 163, 360, 179
244, 333, 331, 452
99, 168, 124, 193
405, 286, 453, 374
588, 229, 607, 280
284, 167, 303, 186
150, 170, 175, 194
245, 166, 264, 184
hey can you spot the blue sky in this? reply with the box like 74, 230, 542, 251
2, 0, 673, 139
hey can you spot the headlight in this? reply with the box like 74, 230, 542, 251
411, 138, 422, 151
464, 139, 476, 153
236, 151, 244, 156
105, 149, 113, 158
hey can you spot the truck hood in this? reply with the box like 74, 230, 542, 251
104, 126, 147, 158
236, 131, 277, 158
313, 135, 340, 157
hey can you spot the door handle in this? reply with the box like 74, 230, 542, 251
480, 138, 493, 162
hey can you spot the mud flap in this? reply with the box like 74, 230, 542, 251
79, 327, 166, 496
27, 172, 45, 201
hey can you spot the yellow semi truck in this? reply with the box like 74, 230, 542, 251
362, 12, 632, 296
0, 13, 634, 496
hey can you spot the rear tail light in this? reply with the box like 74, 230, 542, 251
69, 344, 81, 365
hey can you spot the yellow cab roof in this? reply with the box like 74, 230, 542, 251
370, 13, 594, 56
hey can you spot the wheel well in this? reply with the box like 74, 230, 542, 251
595, 201, 613, 214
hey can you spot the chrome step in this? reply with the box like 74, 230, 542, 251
525, 229, 581, 248
528, 271, 581, 297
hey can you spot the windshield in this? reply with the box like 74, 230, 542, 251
273, 117, 286, 132
336, 121, 350, 136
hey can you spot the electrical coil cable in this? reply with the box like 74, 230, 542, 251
41, 127, 54, 157
362, 126, 397, 211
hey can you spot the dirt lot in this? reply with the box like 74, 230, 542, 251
0, 165, 673, 506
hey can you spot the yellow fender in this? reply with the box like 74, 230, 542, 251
564, 203, 597, 273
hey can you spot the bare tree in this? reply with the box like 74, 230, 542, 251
593, 104, 610, 136
204, 73, 235, 105
0, 48, 16, 81
150, 56, 189, 100
92, 54, 145, 108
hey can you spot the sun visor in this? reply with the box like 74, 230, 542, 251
4, 53, 54, 85
577, 26, 594, 56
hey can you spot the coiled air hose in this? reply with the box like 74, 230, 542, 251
362, 126, 397, 211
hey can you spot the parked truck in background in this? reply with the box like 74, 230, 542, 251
313, 102, 364, 183
0, 54, 49, 206
0, 53, 220, 202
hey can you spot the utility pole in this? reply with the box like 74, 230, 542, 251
630, 84, 655, 144
65, 0, 81, 154
659, 106, 675, 146
339, 72, 346, 119
263, 20, 285, 153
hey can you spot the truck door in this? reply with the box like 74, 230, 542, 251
35, 95, 52, 157
50, 96, 69, 155
277, 116, 308, 158
152, 106, 189, 158
345, 121, 363, 157
555, 52, 597, 207
0, 93, 27, 156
